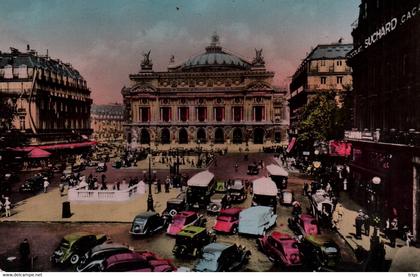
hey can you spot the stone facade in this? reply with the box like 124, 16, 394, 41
122, 34, 288, 149
0, 46, 92, 145
91, 104, 124, 142
289, 42, 353, 134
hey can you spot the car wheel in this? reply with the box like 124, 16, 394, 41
232, 226, 238, 234
70, 254, 80, 265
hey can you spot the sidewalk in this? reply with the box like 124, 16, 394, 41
336, 192, 403, 261
0, 187, 181, 223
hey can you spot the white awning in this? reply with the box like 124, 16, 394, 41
187, 170, 215, 187
266, 164, 289, 177
252, 177, 277, 196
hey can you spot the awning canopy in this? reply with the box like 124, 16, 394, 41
27, 147, 51, 158
10, 141, 97, 152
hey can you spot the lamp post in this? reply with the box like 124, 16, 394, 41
147, 154, 154, 211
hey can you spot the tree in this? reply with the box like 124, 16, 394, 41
296, 90, 351, 151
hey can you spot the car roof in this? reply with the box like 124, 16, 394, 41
266, 164, 289, 177
219, 207, 243, 216
176, 211, 196, 218
203, 242, 233, 253
252, 177, 277, 196
187, 170, 214, 187
91, 243, 129, 253
135, 212, 158, 219
271, 232, 293, 241
301, 214, 316, 221
63, 232, 92, 241
240, 206, 273, 217
305, 235, 336, 246
177, 226, 206, 237
106, 252, 145, 266
210, 194, 225, 200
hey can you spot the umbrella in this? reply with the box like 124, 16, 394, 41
27, 147, 52, 159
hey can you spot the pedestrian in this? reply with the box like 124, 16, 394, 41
43, 178, 49, 193
332, 209, 339, 230
355, 210, 364, 239
403, 226, 414, 247
156, 179, 161, 193
214, 158, 217, 167
364, 214, 370, 236
303, 183, 309, 196
5, 197, 11, 217
116, 181, 121, 191
19, 238, 31, 271
389, 218, 398, 247
59, 182, 65, 196
234, 162, 238, 172
165, 176, 170, 193
122, 178, 127, 188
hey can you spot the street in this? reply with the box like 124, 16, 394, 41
0, 153, 359, 272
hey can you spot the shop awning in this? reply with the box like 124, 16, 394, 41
27, 147, 51, 158
10, 141, 97, 152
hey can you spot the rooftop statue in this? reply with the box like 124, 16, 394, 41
253, 48, 265, 66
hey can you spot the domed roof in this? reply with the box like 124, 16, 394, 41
180, 33, 251, 71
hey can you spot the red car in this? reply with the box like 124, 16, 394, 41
101, 252, 174, 272
213, 207, 243, 234
288, 214, 319, 236
166, 211, 205, 236
257, 232, 302, 267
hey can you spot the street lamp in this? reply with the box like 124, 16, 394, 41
147, 154, 154, 212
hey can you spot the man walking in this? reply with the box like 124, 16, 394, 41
43, 177, 50, 193
5, 197, 11, 217
19, 238, 31, 271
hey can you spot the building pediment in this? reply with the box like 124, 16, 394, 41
130, 85, 156, 94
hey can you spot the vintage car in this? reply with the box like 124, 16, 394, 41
76, 243, 132, 272
19, 175, 44, 193
279, 189, 294, 206
96, 162, 107, 172
252, 177, 278, 211
310, 189, 334, 226
99, 252, 174, 272
213, 207, 243, 234
112, 160, 122, 169
257, 232, 302, 267
162, 193, 186, 218
247, 164, 259, 175
130, 212, 168, 236
186, 171, 215, 209
194, 243, 251, 272
288, 214, 319, 236
166, 211, 206, 236
87, 160, 99, 167
238, 206, 277, 236
266, 164, 289, 191
51, 232, 108, 265
206, 193, 229, 214
228, 180, 247, 203
299, 235, 341, 270
172, 226, 216, 258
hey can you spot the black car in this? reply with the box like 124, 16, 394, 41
194, 243, 251, 272
228, 180, 247, 203
76, 243, 132, 272
130, 212, 168, 236
163, 193, 186, 218
247, 164, 259, 175
172, 226, 216, 258
19, 175, 44, 193
299, 235, 341, 270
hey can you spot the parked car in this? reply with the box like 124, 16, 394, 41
19, 175, 44, 193
213, 207, 243, 234
206, 193, 229, 214
238, 206, 277, 236
194, 243, 251, 272
186, 171, 215, 209
51, 232, 108, 265
112, 160, 122, 169
76, 243, 132, 272
257, 232, 302, 267
130, 212, 168, 236
172, 226, 216, 258
279, 189, 294, 206
162, 193, 186, 218
247, 164, 259, 175
166, 211, 206, 236
96, 162, 107, 172
100, 252, 174, 272
299, 235, 341, 270
288, 214, 319, 236
228, 180, 247, 203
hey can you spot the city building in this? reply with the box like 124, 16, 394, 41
346, 0, 420, 239
0, 46, 93, 150
122, 33, 288, 149
288, 42, 353, 134
91, 103, 124, 143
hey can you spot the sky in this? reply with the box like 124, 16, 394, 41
0, 0, 359, 104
